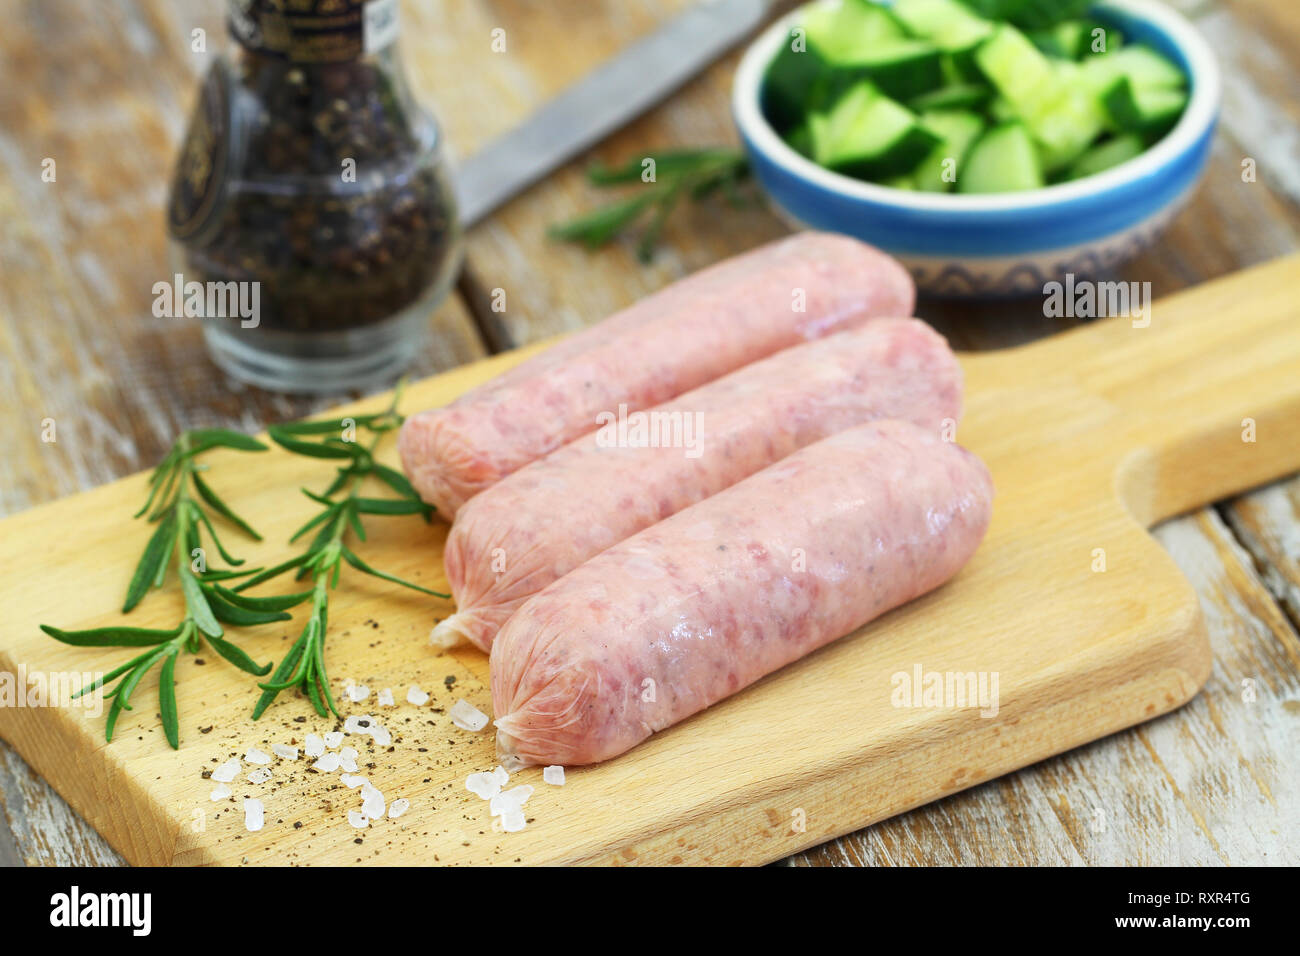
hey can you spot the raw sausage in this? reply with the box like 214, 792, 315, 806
490, 420, 993, 766
438, 318, 962, 652
397, 232, 915, 517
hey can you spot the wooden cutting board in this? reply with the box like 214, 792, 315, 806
1, 254, 1297, 866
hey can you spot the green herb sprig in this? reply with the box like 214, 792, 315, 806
41, 429, 278, 748
549, 148, 754, 261
234, 386, 446, 720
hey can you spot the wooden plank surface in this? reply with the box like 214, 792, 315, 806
1, 0, 1298, 866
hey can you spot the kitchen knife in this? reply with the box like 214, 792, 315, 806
453, 0, 779, 227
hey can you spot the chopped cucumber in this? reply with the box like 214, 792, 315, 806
892, 0, 994, 51
959, 121, 1044, 193
758, 0, 1187, 193
1082, 45, 1187, 95
912, 109, 986, 192
762, 0, 907, 131
1030, 19, 1122, 59
1067, 133, 1145, 179
1100, 77, 1188, 137
909, 82, 992, 112
811, 81, 942, 179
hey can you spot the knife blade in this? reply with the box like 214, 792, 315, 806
453, 0, 778, 227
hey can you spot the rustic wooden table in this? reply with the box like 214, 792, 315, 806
1, 0, 1297, 867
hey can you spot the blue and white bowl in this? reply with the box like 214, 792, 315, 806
732, 0, 1222, 297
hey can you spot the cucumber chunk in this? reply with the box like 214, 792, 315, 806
892, 0, 994, 51
1030, 19, 1122, 59
913, 109, 986, 192
1100, 77, 1188, 137
1082, 45, 1187, 95
803, 0, 906, 64
959, 121, 1044, 193
1067, 133, 1144, 179
832, 39, 946, 100
909, 82, 992, 112
811, 81, 943, 179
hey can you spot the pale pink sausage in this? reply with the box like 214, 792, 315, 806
439, 318, 962, 652
491, 420, 993, 766
397, 232, 914, 517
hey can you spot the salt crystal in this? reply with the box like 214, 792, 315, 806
324, 731, 345, 748
312, 752, 341, 772
543, 765, 566, 786
346, 683, 369, 703
244, 747, 271, 765
212, 757, 241, 783
272, 743, 298, 760
340, 774, 367, 789
490, 785, 533, 817
499, 809, 526, 833
342, 716, 370, 735
244, 797, 265, 832
347, 810, 369, 829
339, 749, 359, 773
370, 723, 392, 746
361, 783, 386, 818
248, 767, 272, 785
493, 766, 510, 786
388, 798, 410, 819
450, 699, 488, 732
209, 784, 231, 801
304, 734, 325, 757
465, 771, 502, 800
377, 688, 395, 707
406, 685, 429, 706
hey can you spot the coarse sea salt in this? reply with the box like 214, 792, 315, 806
371, 723, 392, 746
340, 774, 367, 789
466, 771, 502, 800
499, 754, 528, 773
210, 784, 231, 801
347, 810, 369, 829
244, 747, 272, 765
388, 798, 410, 819
378, 688, 395, 707
342, 716, 370, 735
248, 767, 273, 785
406, 685, 429, 706
312, 752, 341, 772
304, 733, 325, 757
212, 758, 241, 783
489, 785, 533, 817
499, 809, 526, 833
346, 683, 369, 703
361, 783, 386, 818
324, 731, 345, 748
244, 798, 265, 832
450, 699, 488, 732
543, 765, 565, 786
272, 743, 299, 760
493, 766, 510, 786
338, 748, 359, 773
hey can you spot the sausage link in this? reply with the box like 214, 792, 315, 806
490, 420, 993, 766
439, 318, 961, 652
397, 232, 914, 517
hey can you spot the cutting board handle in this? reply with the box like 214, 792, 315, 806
977, 254, 1300, 527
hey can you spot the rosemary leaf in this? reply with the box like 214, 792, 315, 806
190, 470, 261, 540
159, 651, 179, 749
123, 511, 177, 612
40, 623, 182, 647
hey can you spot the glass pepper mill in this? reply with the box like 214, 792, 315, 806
167, 0, 462, 392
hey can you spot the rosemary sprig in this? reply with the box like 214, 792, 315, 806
235, 386, 446, 720
41, 429, 277, 748
549, 148, 754, 261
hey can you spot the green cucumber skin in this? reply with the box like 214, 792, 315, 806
1068, 133, 1144, 179
959, 121, 1044, 193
